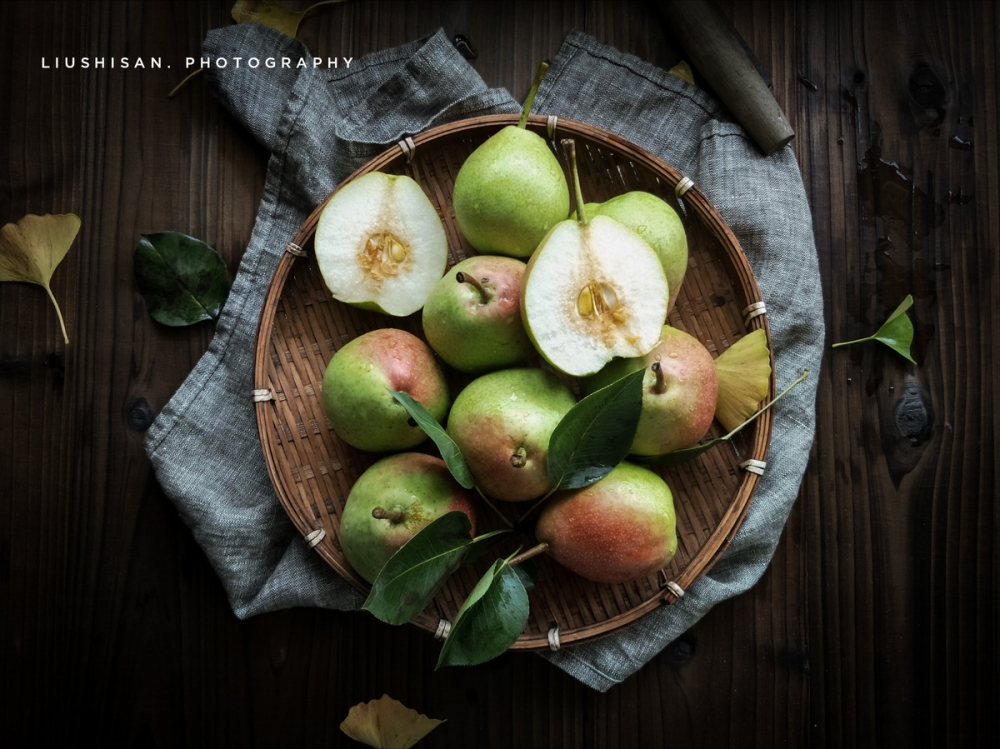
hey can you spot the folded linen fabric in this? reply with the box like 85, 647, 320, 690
146, 22, 823, 692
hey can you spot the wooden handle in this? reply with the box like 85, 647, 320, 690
655, 0, 795, 155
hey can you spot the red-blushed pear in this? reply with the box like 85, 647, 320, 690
521, 140, 668, 377
584, 324, 718, 456
446, 367, 576, 502
321, 327, 449, 452
579, 190, 688, 313
314, 171, 448, 316
421, 255, 535, 373
534, 461, 677, 584
713, 328, 772, 432
339, 452, 478, 584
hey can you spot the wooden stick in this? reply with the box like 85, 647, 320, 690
654, 0, 795, 155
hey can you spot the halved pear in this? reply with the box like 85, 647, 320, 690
713, 328, 772, 432
314, 172, 448, 317
521, 214, 669, 377
579, 191, 688, 313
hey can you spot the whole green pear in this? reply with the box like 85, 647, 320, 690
452, 126, 569, 257
447, 367, 576, 502
321, 327, 449, 452
584, 325, 718, 456
339, 452, 478, 584
534, 461, 677, 584
421, 255, 535, 373
580, 191, 688, 310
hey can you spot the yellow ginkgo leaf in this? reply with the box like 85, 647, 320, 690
0, 213, 80, 344
340, 695, 445, 749
668, 60, 696, 86
231, 0, 348, 38
714, 328, 772, 432
169, 0, 348, 98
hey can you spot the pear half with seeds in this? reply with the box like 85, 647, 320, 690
521, 141, 668, 377
314, 172, 448, 317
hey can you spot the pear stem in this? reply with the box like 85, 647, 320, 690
456, 271, 489, 304
561, 139, 589, 225
372, 506, 406, 524
651, 361, 667, 394
518, 60, 549, 129
508, 542, 549, 567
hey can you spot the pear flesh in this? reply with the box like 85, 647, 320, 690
452, 127, 570, 258
522, 214, 669, 377
581, 191, 688, 312
314, 171, 447, 316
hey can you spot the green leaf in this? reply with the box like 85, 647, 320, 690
134, 232, 229, 326
362, 512, 505, 625
390, 390, 476, 489
654, 369, 810, 464
831, 294, 916, 363
436, 558, 529, 668
546, 367, 645, 490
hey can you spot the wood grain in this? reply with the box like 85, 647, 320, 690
2, 1, 996, 746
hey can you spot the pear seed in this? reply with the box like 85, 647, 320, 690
576, 285, 595, 317
598, 282, 618, 311
360, 231, 407, 280
389, 238, 407, 263
576, 280, 625, 322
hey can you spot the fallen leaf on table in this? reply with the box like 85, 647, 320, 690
169, 0, 349, 97
668, 60, 696, 86
340, 695, 445, 749
133, 232, 230, 327
831, 294, 916, 363
0, 213, 80, 344
231, 0, 348, 37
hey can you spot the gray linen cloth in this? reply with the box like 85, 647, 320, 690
146, 23, 823, 692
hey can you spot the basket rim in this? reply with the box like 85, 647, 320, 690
252, 113, 775, 650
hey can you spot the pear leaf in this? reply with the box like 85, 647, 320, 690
656, 369, 809, 463
340, 694, 445, 749
390, 390, 476, 489
714, 329, 772, 432
436, 557, 530, 669
546, 367, 645, 491
363, 511, 507, 625
0, 213, 80, 344
831, 294, 916, 363
134, 232, 230, 327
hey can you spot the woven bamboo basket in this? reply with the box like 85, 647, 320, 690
253, 114, 774, 651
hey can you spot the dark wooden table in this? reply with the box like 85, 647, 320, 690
2, 1, 997, 746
